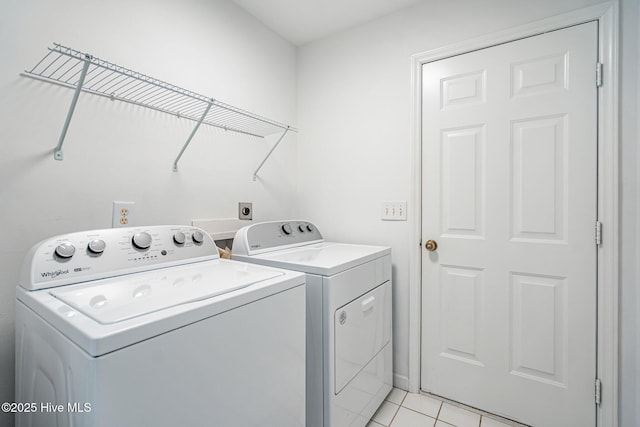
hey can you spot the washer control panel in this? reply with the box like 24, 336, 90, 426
20, 225, 218, 290
233, 221, 323, 255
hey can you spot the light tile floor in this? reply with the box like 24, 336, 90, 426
368, 388, 530, 427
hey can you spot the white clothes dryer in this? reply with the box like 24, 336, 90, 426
15, 225, 306, 427
232, 220, 393, 427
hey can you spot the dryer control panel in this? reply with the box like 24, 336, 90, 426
233, 220, 323, 255
20, 225, 218, 290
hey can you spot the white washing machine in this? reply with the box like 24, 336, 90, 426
15, 225, 306, 427
232, 220, 392, 427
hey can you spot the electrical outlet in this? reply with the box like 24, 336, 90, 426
112, 201, 135, 227
381, 201, 407, 221
239, 202, 252, 220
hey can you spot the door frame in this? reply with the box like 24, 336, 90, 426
407, 2, 619, 426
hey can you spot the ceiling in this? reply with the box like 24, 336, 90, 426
230, 0, 426, 46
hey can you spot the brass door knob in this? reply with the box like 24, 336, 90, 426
425, 240, 438, 252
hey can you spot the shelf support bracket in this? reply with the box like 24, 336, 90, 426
54, 54, 91, 160
253, 127, 290, 180
172, 100, 213, 172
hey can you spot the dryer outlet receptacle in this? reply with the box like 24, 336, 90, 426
239, 202, 252, 220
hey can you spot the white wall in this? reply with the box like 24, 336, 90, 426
296, 0, 637, 422
0, 1, 297, 425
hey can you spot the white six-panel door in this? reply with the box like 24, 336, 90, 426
420, 22, 598, 426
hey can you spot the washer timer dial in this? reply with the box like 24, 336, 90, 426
132, 232, 152, 250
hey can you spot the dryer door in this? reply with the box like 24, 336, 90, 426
334, 281, 391, 394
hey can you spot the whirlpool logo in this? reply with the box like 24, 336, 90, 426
41, 269, 69, 279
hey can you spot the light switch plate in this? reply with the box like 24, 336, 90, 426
381, 201, 407, 221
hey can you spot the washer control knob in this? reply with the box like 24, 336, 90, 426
87, 239, 106, 255
55, 242, 76, 259
306, 224, 314, 232
192, 230, 204, 244
281, 223, 292, 235
132, 232, 152, 250
298, 225, 306, 233
173, 232, 186, 245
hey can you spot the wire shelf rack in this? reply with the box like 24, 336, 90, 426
23, 43, 297, 175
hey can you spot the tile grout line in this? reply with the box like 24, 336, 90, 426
383, 389, 407, 427
398, 405, 438, 422
435, 400, 443, 421
386, 402, 400, 427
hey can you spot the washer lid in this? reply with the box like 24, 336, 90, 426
50, 260, 283, 324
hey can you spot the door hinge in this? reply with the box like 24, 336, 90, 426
595, 221, 602, 246
596, 62, 603, 87
595, 378, 602, 406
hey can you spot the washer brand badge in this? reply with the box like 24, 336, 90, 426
41, 269, 69, 279
250, 244, 261, 249
339, 311, 347, 325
